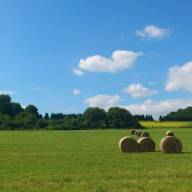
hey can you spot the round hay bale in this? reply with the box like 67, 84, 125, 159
160, 136, 182, 153
166, 131, 174, 136
135, 130, 139, 136
119, 137, 138, 153
130, 129, 136, 135
137, 131, 143, 137
141, 132, 150, 137
138, 137, 156, 152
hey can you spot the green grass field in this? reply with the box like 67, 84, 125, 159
0, 129, 192, 192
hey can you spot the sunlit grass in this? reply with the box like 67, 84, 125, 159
0, 129, 191, 192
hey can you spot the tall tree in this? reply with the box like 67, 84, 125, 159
44, 113, 49, 120
107, 107, 139, 128
0, 94, 12, 115
10, 102, 23, 116
25, 105, 39, 118
83, 107, 107, 128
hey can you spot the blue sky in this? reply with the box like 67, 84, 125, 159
1, 0, 192, 118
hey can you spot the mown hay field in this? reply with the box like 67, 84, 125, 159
0, 128, 191, 192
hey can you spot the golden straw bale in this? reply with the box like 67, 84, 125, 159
135, 130, 139, 136
141, 132, 150, 137
138, 137, 156, 152
160, 136, 182, 153
137, 131, 143, 137
119, 137, 138, 153
166, 131, 175, 137
130, 129, 136, 135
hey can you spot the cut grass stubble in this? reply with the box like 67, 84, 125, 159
0, 128, 190, 192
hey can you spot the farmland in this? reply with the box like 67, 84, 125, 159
0, 128, 191, 192
140, 121, 192, 128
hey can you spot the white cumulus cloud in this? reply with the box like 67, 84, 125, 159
84, 94, 120, 109
166, 61, 192, 92
73, 50, 142, 75
84, 94, 192, 119
124, 98, 192, 119
136, 25, 171, 39
73, 88, 80, 96
123, 83, 157, 98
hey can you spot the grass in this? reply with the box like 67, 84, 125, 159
0, 128, 191, 192
140, 121, 192, 128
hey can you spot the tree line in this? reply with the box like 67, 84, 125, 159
0, 94, 144, 130
2, 94, 192, 130
159, 107, 192, 121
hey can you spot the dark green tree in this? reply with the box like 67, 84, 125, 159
14, 112, 38, 129
44, 113, 49, 120
37, 119, 48, 128
10, 102, 23, 116
25, 105, 39, 118
159, 115, 163, 121
83, 107, 107, 128
0, 94, 12, 115
0, 113, 13, 130
107, 107, 139, 128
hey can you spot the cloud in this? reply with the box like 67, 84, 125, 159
73, 88, 80, 96
123, 83, 157, 98
124, 98, 192, 119
136, 25, 171, 39
84, 94, 120, 109
84, 94, 192, 119
73, 68, 84, 76
0, 90, 16, 95
74, 50, 142, 75
165, 61, 192, 92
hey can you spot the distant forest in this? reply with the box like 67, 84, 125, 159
0, 94, 192, 130
160, 107, 192, 121
0, 94, 153, 130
